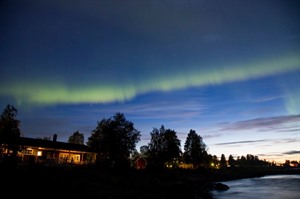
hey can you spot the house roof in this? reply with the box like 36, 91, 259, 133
17, 137, 96, 152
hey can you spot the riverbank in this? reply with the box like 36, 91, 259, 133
1, 165, 299, 198
1, 165, 212, 199
206, 166, 300, 183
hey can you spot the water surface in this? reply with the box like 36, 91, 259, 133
212, 174, 300, 199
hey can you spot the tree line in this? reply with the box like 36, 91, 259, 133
0, 104, 287, 169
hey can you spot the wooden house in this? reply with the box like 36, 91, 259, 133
14, 135, 97, 165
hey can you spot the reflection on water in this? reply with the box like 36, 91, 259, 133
212, 174, 300, 199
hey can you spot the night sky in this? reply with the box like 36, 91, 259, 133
1, 0, 299, 163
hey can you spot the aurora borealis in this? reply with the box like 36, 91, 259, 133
1, 0, 299, 163
1, 53, 299, 105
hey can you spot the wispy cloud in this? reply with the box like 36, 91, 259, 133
282, 150, 300, 155
89, 95, 207, 121
273, 138, 298, 144
220, 115, 300, 131
203, 134, 223, 139
275, 127, 300, 133
215, 139, 270, 146
253, 96, 282, 103
257, 150, 300, 159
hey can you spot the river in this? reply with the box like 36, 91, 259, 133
211, 174, 300, 199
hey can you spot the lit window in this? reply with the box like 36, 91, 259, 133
37, 151, 42, 156
24, 150, 33, 155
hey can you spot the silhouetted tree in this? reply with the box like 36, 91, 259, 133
0, 104, 21, 167
183, 129, 207, 168
237, 155, 247, 167
220, 154, 227, 169
0, 105, 21, 152
204, 153, 213, 168
68, 131, 84, 145
139, 145, 149, 157
246, 154, 254, 165
235, 154, 274, 167
211, 155, 219, 168
87, 112, 141, 169
290, 160, 298, 167
228, 154, 235, 167
147, 125, 181, 169
130, 149, 140, 161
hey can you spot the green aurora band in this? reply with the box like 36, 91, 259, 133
1, 54, 299, 107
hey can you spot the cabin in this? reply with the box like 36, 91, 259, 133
3, 134, 97, 166
133, 157, 147, 169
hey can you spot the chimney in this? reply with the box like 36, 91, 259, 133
53, 134, 57, 142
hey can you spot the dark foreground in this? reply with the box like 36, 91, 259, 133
1, 165, 299, 199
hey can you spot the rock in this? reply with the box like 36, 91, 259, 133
210, 182, 230, 191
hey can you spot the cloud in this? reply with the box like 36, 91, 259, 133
253, 96, 282, 103
215, 139, 270, 146
256, 150, 299, 160
274, 138, 298, 144
282, 150, 300, 155
256, 152, 284, 157
203, 134, 223, 139
276, 128, 300, 133
220, 115, 300, 131
79, 93, 207, 121
124, 101, 205, 120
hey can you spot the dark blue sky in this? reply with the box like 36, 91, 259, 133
1, 0, 299, 162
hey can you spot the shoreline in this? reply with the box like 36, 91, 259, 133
206, 166, 300, 183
